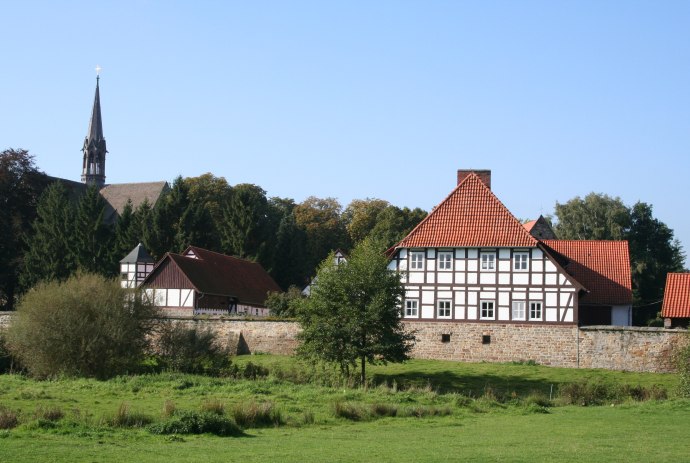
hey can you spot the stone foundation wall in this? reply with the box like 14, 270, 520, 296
403, 321, 580, 367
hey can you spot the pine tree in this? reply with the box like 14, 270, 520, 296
73, 185, 115, 275
114, 199, 138, 260
21, 182, 76, 289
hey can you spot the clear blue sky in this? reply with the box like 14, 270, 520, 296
3, 1, 689, 263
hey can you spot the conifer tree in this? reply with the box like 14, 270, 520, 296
73, 185, 115, 275
114, 199, 137, 260
21, 182, 76, 289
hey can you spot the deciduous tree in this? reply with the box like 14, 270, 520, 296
297, 238, 414, 385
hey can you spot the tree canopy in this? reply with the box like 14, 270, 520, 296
297, 238, 415, 384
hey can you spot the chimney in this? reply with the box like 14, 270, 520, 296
457, 169, 491, 189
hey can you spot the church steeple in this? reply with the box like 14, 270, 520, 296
81, 70, 107, 188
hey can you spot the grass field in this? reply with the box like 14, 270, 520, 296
0, 355, 688, 462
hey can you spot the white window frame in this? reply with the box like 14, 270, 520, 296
480, 252, 496, 271
437, 299, 451, 318
513, 252, 529, 271
438, 251, 453, 271
410, 251, 425, 271
480, 300, 495, 320
404, 299, 419, 318
529, 301, 542, 320
512, 300, 526, 320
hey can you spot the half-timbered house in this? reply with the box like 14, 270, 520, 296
661, 273, 690, 328
141, 246, 281, 317
387, 170, 632, 327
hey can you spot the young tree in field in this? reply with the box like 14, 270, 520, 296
0, 148, 49, 309
21, 182, 76, 289
297, 238, 414, 385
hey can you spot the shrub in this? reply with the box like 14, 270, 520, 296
5, 273, 158, 379
401, 405, 453, 418
0, 333, 19, 374
371, 403, 398, 417
265, 286, 303, 318
35, 406, 64, 422
200, 400, 225, 416
154, 321, 232, 376
333, 402, 369, 421
108, 402, 153, 428
163, 400, 176, 418
232, 401, 283, 428
0, 407, 19, 430
148, 410, 243, 436
674, 333, 690, 398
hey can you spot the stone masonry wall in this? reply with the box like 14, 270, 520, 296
578, 326, 686, 373
162, 317, 301, 356
403, 321, 580, 367
1, 310, 687, 372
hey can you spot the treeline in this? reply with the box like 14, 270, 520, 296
0, 149, 426, 310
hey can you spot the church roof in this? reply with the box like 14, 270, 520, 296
86, 77, 105, 146
100, 181, 169, 223
541, 240, 632, 306
394, 173, 538, 249
120, 243, 155, 264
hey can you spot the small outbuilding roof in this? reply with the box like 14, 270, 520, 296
541, 240, 632, 306
661, 273, 690, 319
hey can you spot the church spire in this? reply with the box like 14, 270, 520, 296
81, 67, 107, 188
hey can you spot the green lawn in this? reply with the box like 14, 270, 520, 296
0, 355, 686, 462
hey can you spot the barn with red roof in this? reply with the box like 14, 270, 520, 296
141, 246, 281, 317
387, 170, 633, 327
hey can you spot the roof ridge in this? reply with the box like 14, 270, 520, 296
185, 245, 261, 265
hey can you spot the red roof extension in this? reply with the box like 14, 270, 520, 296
395, 173, 538, 248
661, 273, 690, 318
541, 240, 632, 306
523, 220, 537, 232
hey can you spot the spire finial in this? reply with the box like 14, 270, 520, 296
95, 64, 102, 82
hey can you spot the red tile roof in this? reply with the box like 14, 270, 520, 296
395, 173, 538, 248
523, 220, 537, 232
541, 240, 632, 305
146, 246, 281, 306
661, 273, 690, 318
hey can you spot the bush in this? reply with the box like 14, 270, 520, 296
265, 286, 303, 318
107, 402, 153, 428
674, 334, 690, 398
154, 321, 232, 376
0, 407, 19, 430
232, 401, 283, 428
5, 273, 158, 379
0, 333, 18, 374
333, 402, 369, 421
148, 410, 243, 436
